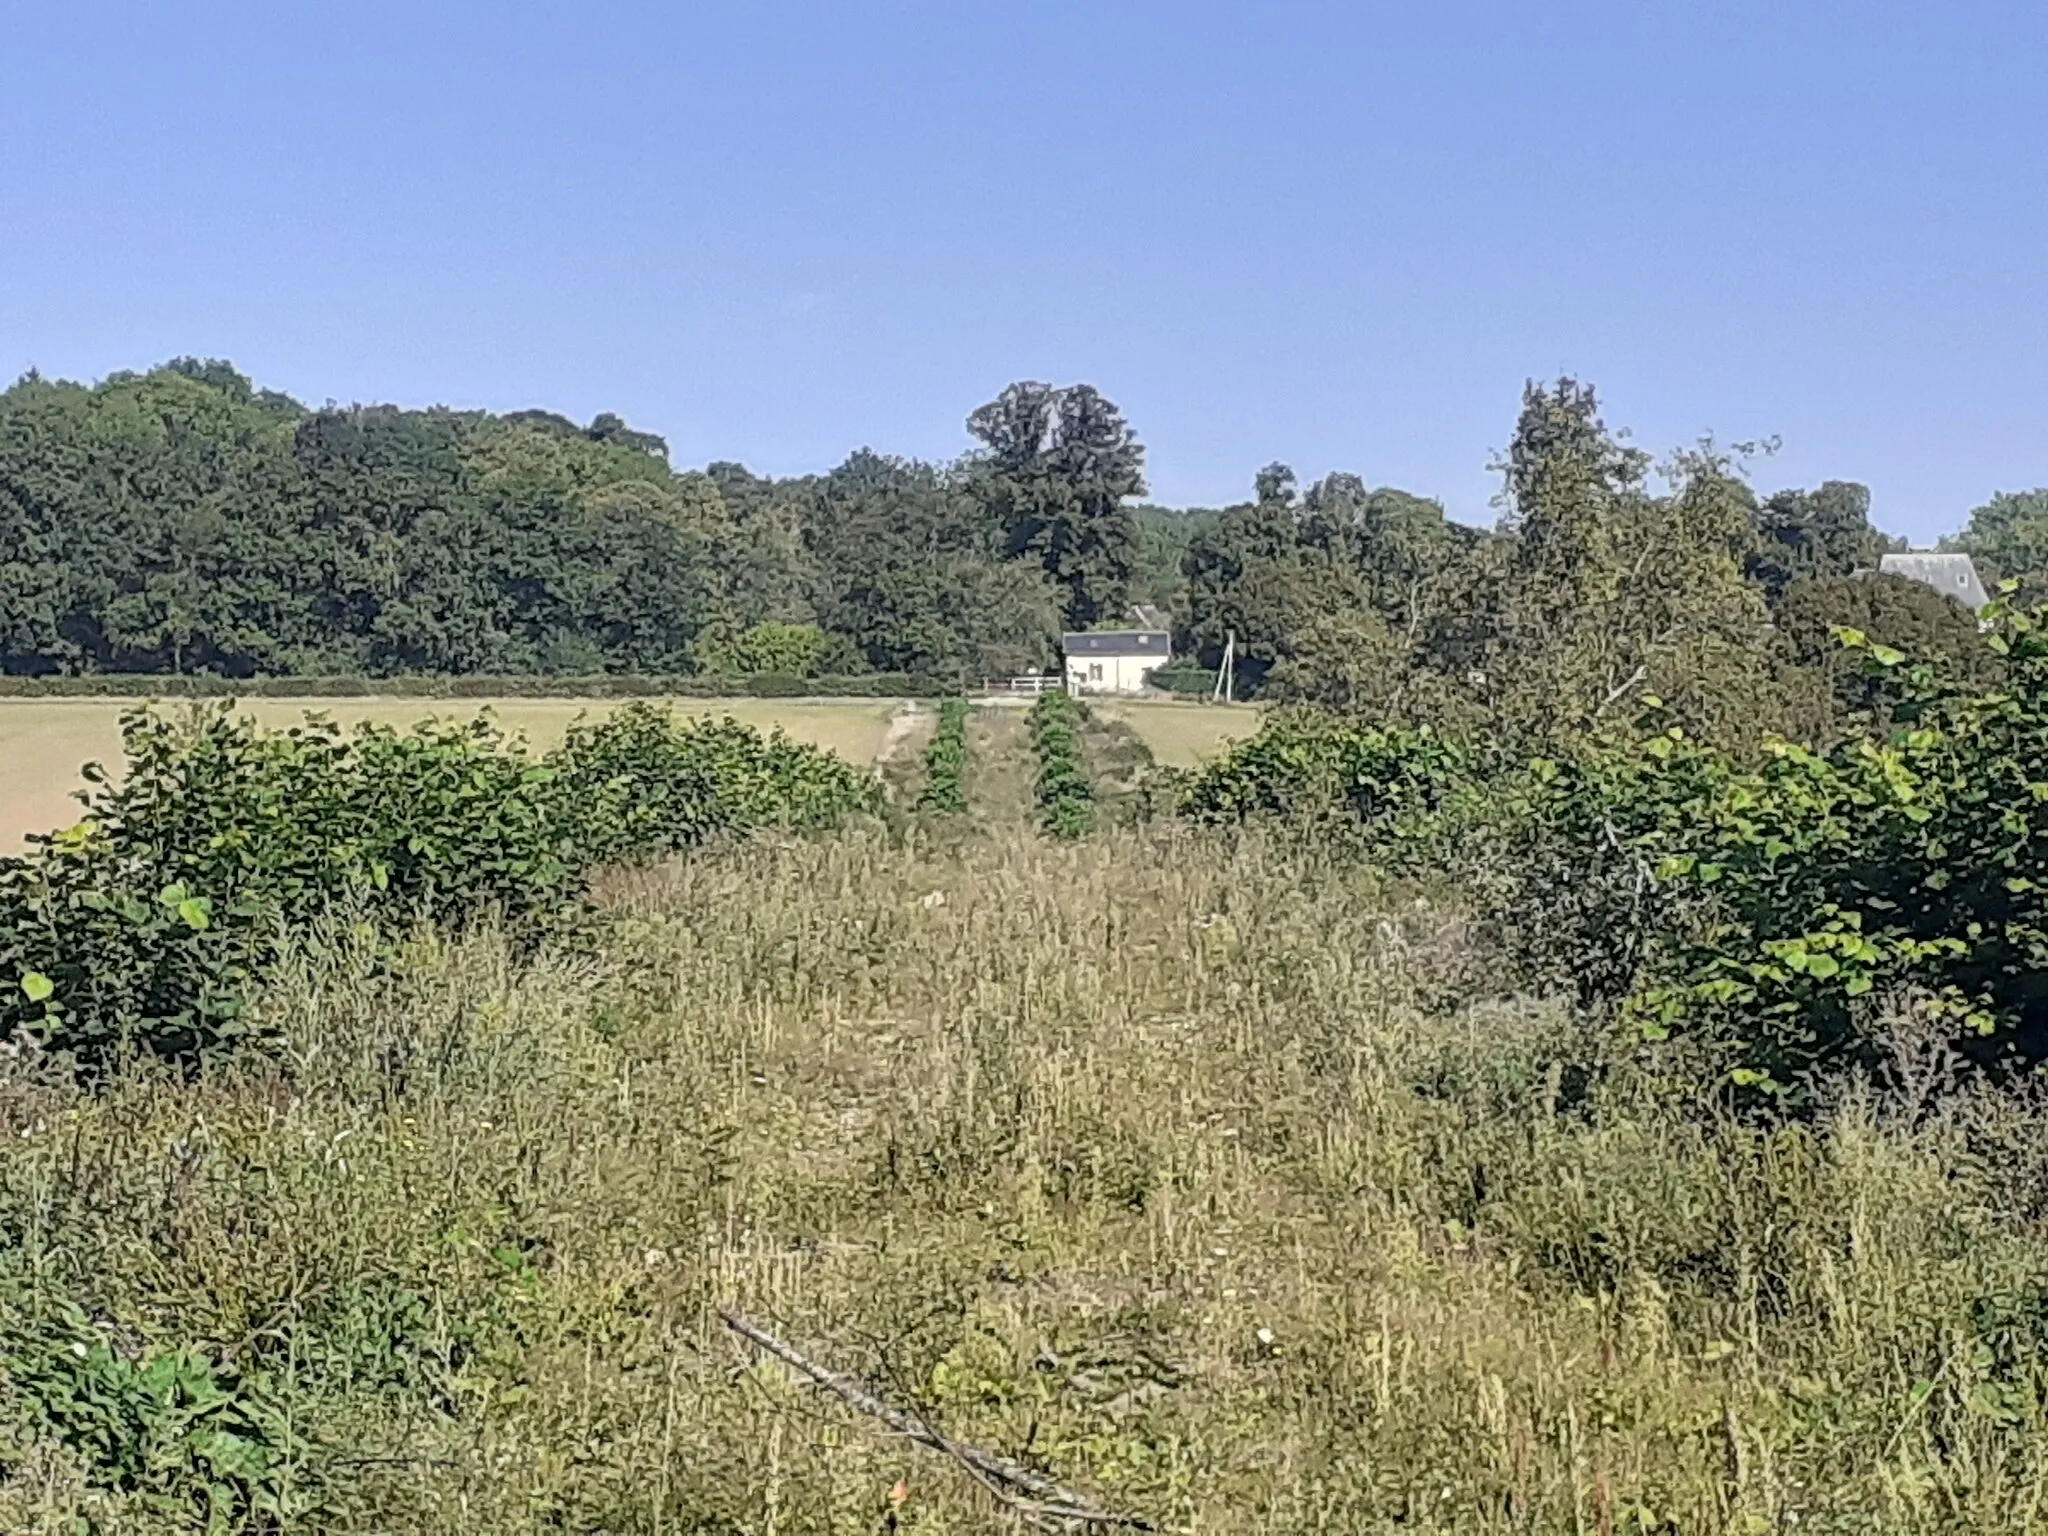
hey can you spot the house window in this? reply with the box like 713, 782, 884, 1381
1088, 663, 1104, 682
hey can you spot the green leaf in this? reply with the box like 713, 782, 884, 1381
177, 898, 213, 931
19, 972, 54, 1004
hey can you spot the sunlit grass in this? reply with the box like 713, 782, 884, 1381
4, 822, 2043, 1531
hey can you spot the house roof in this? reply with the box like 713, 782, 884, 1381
1063, 629, 1171, 657
1879, 552, 1990, 611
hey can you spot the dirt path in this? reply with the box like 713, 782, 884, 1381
871, 701, 938, 804
963, 705, 1037, 826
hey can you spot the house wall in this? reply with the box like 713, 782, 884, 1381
1064, 653, 1163, 696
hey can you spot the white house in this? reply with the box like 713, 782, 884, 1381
1877, 552, 1991, 612
1062, 630, 1171, 696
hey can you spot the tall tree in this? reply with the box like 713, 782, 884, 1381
967, 382, 1146, 629
803, 451, 1059, 679
1484, 379, 1773, 746
1747, 480, 1894, 603
1952, 489, 2048, 599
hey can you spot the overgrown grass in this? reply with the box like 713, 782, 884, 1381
3, 825, 2045, 1531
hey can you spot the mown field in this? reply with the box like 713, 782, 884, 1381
0, 696, 1252, 851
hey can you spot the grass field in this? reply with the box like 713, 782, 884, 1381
1087, 697, 1256, 768
0, 697, 904, 852
6, 818, 2041, 1531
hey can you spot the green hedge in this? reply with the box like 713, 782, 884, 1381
916, 700, 971, 813
1147, 666, 1219, 696
0, 672, 942, 700
0, 702, 878, 1063
1028, 691, 1095, 839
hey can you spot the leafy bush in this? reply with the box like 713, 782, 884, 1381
547, 704, 880, 865
0, 702, 875, 1062
1632, 611, 2048, 1084
0, 1297, 310, 1528
1177, 708, 1471, 844
1180, 606, 2048, 1091
1028, 692, 1094, 839
1144, 666, 1217, 696
916, 700, 971, 813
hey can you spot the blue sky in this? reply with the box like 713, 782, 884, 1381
3, 0, 2043, 539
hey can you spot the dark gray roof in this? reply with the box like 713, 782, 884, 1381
1879, 552, 1990, 611
1063, 630, 1171, 656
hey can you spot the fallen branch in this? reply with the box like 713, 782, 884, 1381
718, 1306, 1155, 1530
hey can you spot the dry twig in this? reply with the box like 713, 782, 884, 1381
718, 1306, 1156, 1530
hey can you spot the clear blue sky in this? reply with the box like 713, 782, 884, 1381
4, 1, 2043, 540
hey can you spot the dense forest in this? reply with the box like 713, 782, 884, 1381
4, 359, 2046, 736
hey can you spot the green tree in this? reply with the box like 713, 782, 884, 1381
1484, 380, 1773, 747
968, 382, 1146, 629
1951, 489, 2048, 598
1771, 571, 2000, 739
804, 451, 1059, 680
1747, 480, 1895, 603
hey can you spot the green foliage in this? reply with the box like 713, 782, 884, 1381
690, 621, 828, 677
0, 1299, 310, 1528
1028, 692, 1095, 838
0, 671, 944, 698
0, 365, 1117, 687
1195, 605, 2048, 1090
916, 700, 971, 813
0, 703, 875, 1062
969, 383, 1147, 630
1951, 488, 2048, 599
1771, 571, 1998, 739
1143, 665, 1217, 695
1747, 480, 1896, 603
547, 703, 878, 867
1632, 607, 2048, 1082
1177, 709, 1470, 845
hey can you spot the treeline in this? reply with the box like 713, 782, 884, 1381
1191, 381, 2045, 750
0, 363, 1147, 683
5, 360, 2045, 732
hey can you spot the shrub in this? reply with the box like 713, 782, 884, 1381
1028, 692, 1094, 839
1177, 708, 1471, 845
0, 702, 876, 1062
1634, 610, 2048, 1084
547, 704, 880, 865
1178, 606, 2048, 1092
916, 700, 971, 813
1144, 666, 1217, 696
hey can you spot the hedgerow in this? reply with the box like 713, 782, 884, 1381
916, 700, 971, 812
0, 702, 876, 1062
1028, 692, 1094, 839
0, 672, 942, 699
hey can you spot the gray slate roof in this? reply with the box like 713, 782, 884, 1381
1063, 630, 1171, 657
1879, 552, 1991, 612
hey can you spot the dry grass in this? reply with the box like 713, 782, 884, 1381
3, 822, 2045, 1532
0, 697, 903, 851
